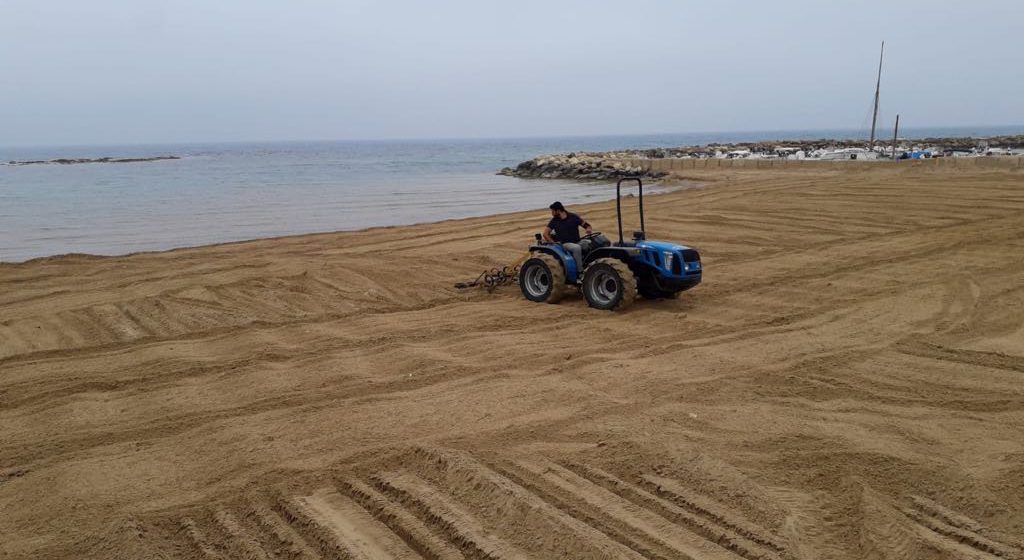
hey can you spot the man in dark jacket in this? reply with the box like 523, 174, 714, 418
543, 201, 592, 265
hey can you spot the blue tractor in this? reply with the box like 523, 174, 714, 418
519, 178, 702, 311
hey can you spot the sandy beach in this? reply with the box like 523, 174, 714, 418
2, 161, 1023, 559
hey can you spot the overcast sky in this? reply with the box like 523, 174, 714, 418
2, 0, 1021, 146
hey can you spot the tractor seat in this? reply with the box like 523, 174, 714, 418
581, 234, 611, 254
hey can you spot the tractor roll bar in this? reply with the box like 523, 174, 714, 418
615, 177, 645, 245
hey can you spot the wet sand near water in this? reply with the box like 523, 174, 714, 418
1, 163, 1023, 559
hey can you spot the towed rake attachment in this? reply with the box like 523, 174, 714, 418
453, 265, 520, 291
453, 252, 531, 291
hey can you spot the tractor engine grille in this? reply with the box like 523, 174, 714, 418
681, 249, 700, 262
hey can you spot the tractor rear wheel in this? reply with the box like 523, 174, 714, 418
519, 253, 566, 304
582, 258, 636, 311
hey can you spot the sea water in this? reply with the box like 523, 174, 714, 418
1, 126, 1020, 262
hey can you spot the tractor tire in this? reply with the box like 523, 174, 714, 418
582, 258, 636, 311
519, 253, 567, 304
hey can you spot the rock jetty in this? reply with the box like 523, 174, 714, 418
498, 134, 1024, 179
498, 152, 668, 181
5, 155, 180, 166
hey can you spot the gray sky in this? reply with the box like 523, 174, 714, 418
2, 0, 1021, 146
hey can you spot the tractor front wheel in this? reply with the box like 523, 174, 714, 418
582, 258, 636, 311
519, 253, 566, 304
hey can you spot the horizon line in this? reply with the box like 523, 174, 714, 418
3, 123, 1023, 150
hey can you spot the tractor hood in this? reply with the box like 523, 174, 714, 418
636, 240, 696, 253
632, 239, 702, 280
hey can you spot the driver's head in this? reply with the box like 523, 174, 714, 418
549, 201, 567, 218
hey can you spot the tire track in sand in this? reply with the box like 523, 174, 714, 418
167, 447, 788, 560
903, 496, 1023, 560
493, 458, 750, 560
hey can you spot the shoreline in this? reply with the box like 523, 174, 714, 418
5, 148, 1022, 265
5, 131, 1022, 263
0, 178, 698, 267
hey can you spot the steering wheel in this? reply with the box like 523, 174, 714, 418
581, 231, 603, 241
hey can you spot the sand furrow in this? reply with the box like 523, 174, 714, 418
247, 501, 324, 560
212, 509, 276, 560
338, 479, 466, 560
639, 473, 789, 554
904, 501, 1021, 560
566, 464, 785, 560
373, 471, 529, 560
394, 447, 647, 560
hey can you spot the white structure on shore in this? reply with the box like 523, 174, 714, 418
675, 140, 1021, 162
817, 147, 879, 161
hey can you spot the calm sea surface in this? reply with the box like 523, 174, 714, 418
1, 126, 1020, 262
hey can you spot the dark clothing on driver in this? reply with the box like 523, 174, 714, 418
547, 212, 585, 243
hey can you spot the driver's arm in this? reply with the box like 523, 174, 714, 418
581, 219, 593, 234
542, 226, 555, 243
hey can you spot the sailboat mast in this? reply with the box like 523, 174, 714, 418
869, 41, 884, 145
892, 114, 900, 160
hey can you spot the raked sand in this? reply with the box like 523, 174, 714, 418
1, 162, 1023, 559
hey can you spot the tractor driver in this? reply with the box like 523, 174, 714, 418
544, 201, 592, 266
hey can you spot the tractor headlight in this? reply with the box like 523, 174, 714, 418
663, 251, 674, 270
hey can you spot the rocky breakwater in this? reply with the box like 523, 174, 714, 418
498, 152, 668, 181
5, 155, 180, 166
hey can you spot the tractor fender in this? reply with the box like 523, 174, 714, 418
528, 244, 580, 283
582, 246, 640, 268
